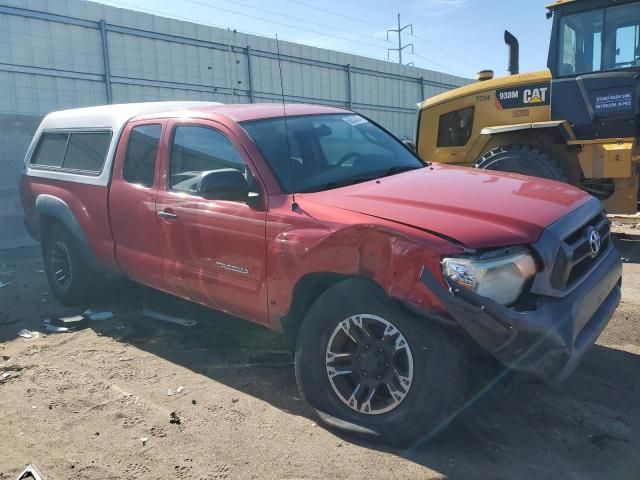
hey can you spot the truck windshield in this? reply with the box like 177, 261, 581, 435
557, 3, 640, 76
241, 113, 424, 193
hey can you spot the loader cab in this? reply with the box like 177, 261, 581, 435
547, 0, 640, 139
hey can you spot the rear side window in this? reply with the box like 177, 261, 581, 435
64, 133, 112, 172
437, 107, 474, 147
30, 131, 111, 174
30, 133, 68, 168
123, 125, 162, 188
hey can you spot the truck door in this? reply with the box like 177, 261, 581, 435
109, 121, 165, 289
155, 120, 269, 325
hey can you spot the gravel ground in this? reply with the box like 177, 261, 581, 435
0, 241, 639, 480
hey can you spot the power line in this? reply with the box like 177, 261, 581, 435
98, 0, 390, 60
349, 0, 394, 15
99, 0, 252, 33
286, 0, 389, 29
100, 0, 386, 51
208, 0, 389, 42
409, 33, 482, 70
411, 53, 468, 78
182, 0, 388, 49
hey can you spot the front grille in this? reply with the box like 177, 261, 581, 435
549, 211, 610, 290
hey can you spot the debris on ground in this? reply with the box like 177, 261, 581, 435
140, 437, 149, 446
167, 386, 185, 396
84, 310, 115, 321
0, 281, 10, 288
0, 369, 22, 383
169, 411, 182, 425
43, 315, 89, 333
142, 304, 197, 327
15, 464, 46, 480
17, 329, 39, 339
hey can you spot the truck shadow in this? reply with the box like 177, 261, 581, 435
94, 282, 640, 480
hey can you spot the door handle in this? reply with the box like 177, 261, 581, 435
158, 210, 179, 220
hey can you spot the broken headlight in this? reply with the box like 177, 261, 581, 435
441, 246, 537, 306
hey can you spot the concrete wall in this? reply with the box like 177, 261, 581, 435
0, 114, 41, 249
0, 0, 472, 248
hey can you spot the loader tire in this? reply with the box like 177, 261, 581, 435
474, 144, 569, 182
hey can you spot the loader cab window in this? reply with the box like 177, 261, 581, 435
437, 107, 474, 148
557, 3, 640, 76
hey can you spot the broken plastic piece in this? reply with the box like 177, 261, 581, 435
0, 370, 21, 383
142, 305, 197, 327
140, 437, 149, 446
0, 281, 10, 288
43, 315, 88, 332
16, 464, 46, 480
167, 386, 184, 396
18, 329, 39, 339
84, 310, 115, 321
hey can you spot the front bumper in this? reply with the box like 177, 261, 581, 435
420, 242, 622, 382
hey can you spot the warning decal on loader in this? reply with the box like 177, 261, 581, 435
495, 83, 550, 109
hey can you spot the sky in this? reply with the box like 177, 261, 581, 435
93, 0, 555, 79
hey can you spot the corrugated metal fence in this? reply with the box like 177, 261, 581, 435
0, 0, 471, 248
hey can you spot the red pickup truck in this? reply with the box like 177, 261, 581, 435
20, 102, 622, 444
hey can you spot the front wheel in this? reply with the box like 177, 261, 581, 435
294, 279, 467, 446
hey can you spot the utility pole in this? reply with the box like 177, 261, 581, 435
387, 13, 414, 65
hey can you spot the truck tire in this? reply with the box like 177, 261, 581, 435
294, 278, 467, 446
42, 224, 103, 306
474, 144, 569, 182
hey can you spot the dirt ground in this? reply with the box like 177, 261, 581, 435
0, 240, 639, 480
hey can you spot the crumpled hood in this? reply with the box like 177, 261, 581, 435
299, 164, 591, 249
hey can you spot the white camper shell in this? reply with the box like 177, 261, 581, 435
24, 102, 222, 187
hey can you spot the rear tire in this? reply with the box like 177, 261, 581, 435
474, 144, 569, 182
42, 224, 103, 306
294, 278, 467, 446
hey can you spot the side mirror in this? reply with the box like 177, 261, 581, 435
402, 139, 416, 151
198, 169, 249, 201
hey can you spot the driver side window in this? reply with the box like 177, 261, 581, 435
169, 125, 248, 194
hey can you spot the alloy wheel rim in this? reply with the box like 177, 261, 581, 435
325, 314, 414, 415
51, 241, 72, 290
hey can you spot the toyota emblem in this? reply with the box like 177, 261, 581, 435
589, 229, 601, 256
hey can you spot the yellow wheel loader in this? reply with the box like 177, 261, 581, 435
416, 0, 640, 214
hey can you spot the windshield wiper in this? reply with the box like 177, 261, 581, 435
381, 165, 424, 177
299, 166, 425, 193
299, 174, 381, 193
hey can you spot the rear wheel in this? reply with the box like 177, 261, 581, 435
295, 279, 467, 446
474, 144, 569, 182
42, 224, 103, 305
